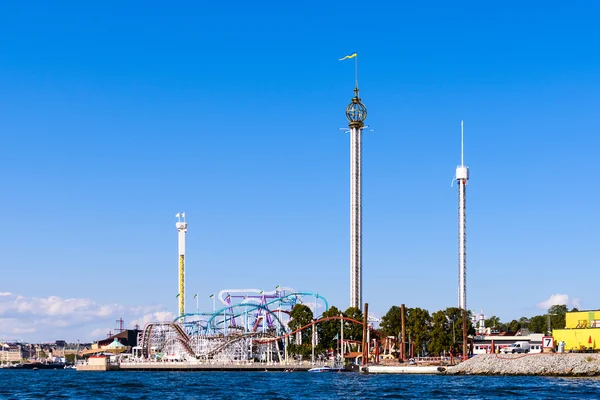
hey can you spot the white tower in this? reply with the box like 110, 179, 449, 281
176, 212, 188, 318
455, 121, 469, 311
346, 87, 367, 310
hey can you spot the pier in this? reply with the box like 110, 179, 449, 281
76, 359, 329, 372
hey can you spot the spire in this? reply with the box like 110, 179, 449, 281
461, 120, 465, 167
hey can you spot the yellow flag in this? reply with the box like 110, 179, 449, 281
339, 53, 357, 61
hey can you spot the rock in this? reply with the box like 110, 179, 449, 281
447, 354, 600, 376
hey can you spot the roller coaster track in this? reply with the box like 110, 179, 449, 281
173, 292, 328, 334
216, 287, 298, 305
139, 322, 195, 357
138, 317, 364, 361
254, 315, 367, 344
205, 332, 276, 358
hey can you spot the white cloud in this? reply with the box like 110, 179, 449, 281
0, 318, 37, 337
130, 311, 175, 329
0, 295, 125, 319
0, 294, 174, 342
129, 305, 168, 315
13, 327, 36, 334
537, 294, 581, 310
0, 292, 12, 297
89, 327, 112, 338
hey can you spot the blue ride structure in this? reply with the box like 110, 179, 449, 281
137, 287, 328, 363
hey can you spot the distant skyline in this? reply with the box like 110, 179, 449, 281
0, 1, 599, 341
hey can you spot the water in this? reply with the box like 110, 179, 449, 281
1, 370, 599, 399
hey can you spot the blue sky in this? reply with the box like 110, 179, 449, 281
0, 1, 599, 341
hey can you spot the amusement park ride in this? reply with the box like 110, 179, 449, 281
135, 67, 377, 365
130, 214, 338, 363
134, 57, 469, 365
136, 286, 332, 363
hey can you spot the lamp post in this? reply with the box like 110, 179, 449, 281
446, 316, 456, 345
547, 311, 557, 336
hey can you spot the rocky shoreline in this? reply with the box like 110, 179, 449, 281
447, 354, 600, 376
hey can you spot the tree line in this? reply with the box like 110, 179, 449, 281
285, 303, 574, 358
483, 304, 574, 335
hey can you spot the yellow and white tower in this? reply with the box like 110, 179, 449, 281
176, 212, 188, 317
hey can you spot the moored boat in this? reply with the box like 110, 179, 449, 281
308, 365, 332, 372
15, 362, 66, 370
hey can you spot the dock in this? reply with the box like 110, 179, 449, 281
77, 359, 326, 372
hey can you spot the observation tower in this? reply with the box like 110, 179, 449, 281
346, 87, 367, 310
455, 121, 469, 311
176, 212, 188, 317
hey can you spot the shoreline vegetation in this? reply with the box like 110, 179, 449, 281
448, 354, 600, 376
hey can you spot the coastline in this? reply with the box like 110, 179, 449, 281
447, 353, 600, 376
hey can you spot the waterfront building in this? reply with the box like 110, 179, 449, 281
82, 329, 140, 356
553, 309, 600, 351
471, 332, 544, 354
0, 343, 22, 364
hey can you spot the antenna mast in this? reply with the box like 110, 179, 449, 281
455, 121, 470, 311
461, 120, 464, 167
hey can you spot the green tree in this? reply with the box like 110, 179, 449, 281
380, 306, 403, 338
343, 307, 363, 347
485, 315, 501, 332
445, 308, 474, 343
549, 304, 568, 331
287, 304, 314, 358
428, 310, 450, 356
549, 304, 568, 315
529, 315, 546, 333
507, 319, 521, 333
518, 316, 530, 329
319, 306, 343, 352
406, 307, 432, 356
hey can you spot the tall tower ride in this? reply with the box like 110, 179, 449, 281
346, 87, 367, 310
455, 121, 469, 310
176, 212, 188, 317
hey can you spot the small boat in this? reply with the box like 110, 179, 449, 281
308, 366, 332, 372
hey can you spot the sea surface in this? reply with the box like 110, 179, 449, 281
1, 369, 599, 399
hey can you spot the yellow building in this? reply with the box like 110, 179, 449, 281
553, 310, 600, 352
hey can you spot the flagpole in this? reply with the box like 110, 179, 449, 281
213, 296, 215, 313
196, 295, 198, 315
355, 53, 359, 89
